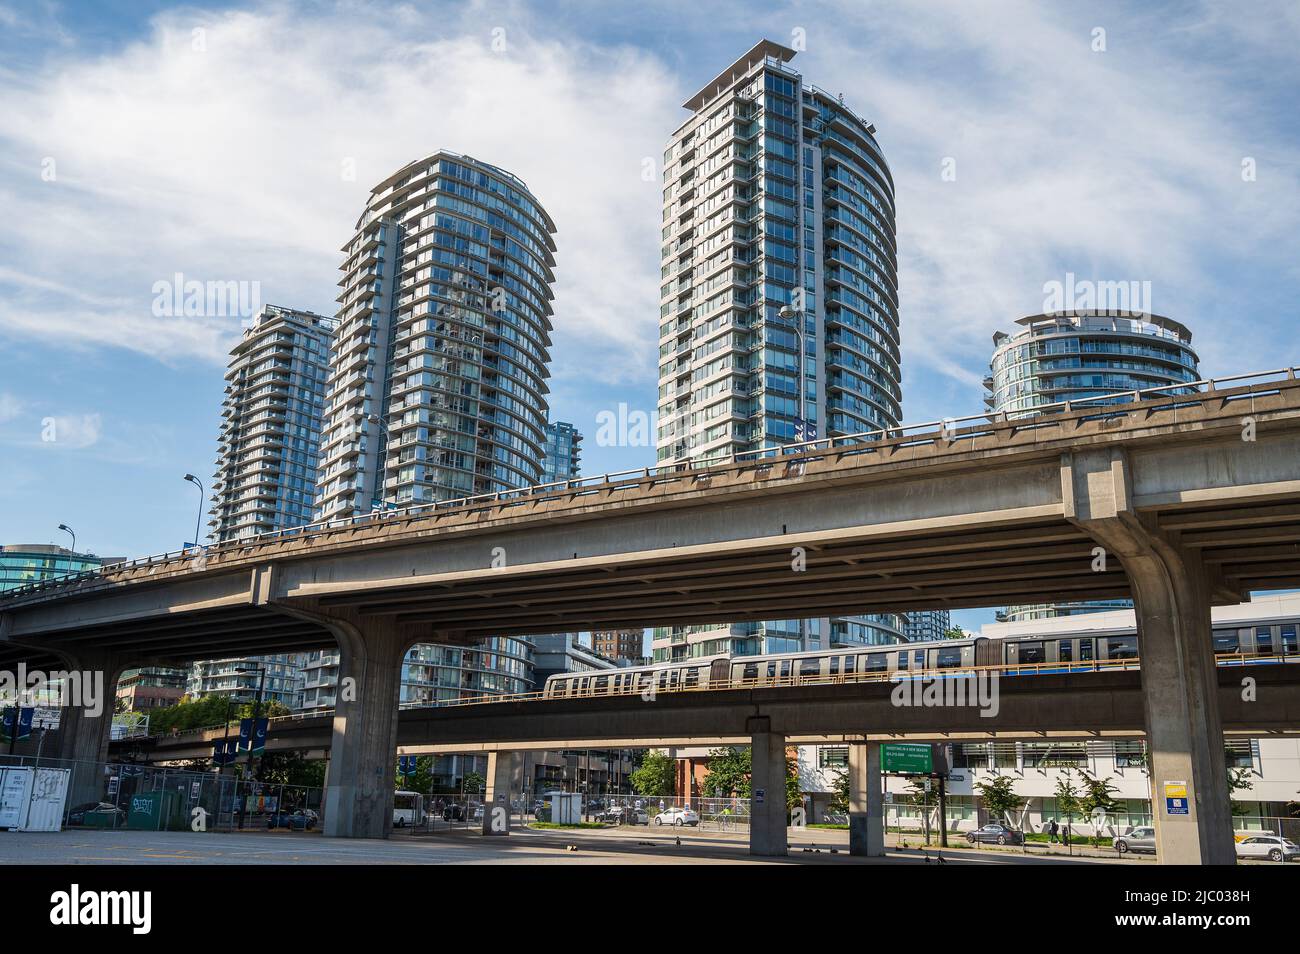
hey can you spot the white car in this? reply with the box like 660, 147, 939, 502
1235, 835, 1300, 862
653, 808, 699, 827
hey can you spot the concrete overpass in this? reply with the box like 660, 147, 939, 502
4, 370, 1300, 862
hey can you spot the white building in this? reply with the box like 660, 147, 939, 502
799, 594, 1300, 832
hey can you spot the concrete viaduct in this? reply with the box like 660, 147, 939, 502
3, 374, 1300, 863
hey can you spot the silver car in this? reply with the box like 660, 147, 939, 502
1115, 826, 1156, 855
1235, 835, 1300, 862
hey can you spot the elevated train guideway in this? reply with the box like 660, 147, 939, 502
6, 370, 1300, 861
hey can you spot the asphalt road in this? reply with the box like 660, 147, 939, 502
0, 825, 1132, 865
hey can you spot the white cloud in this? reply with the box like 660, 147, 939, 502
0, 3, 681, 382
0, 391, 23, 422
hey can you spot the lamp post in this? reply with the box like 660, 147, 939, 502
778, 305, 813, 651
57, 523, 76, 554
366, 413, 391, 512
182, 474, 204, 550
777, 304, 811, 441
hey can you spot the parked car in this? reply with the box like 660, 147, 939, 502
653, 808, 699, 827
267, 810, 316, 831
600, 805, 648, 825
1115, 826, 1157, 855
966, 823, 1024, 846
67, 802, 126, 827
1235, 835, 1300, 862
442, 804, 467, 822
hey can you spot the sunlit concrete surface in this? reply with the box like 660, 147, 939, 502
1, 827, 1140, 865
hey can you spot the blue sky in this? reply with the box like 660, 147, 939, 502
1, 0, 1297, 633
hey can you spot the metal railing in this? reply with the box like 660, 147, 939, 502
2, 365, 1295, 604
139, 651, 1299, 743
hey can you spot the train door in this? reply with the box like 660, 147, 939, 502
709, 658, 731, 688
973, 637, 998, 669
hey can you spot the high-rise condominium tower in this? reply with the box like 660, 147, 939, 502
192, 303, 335, 708
986, 311, 1200, 622
209, 304, 335, 542
300, 152, 557, 712
652, 40, 904, 660
315, 151, 558, 518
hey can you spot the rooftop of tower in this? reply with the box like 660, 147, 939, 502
682, 38, 798, 111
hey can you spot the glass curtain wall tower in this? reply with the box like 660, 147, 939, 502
302, 151, 558, 711
653, 41, 904, 660
315, 151, 557, 518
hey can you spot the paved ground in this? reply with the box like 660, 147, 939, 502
0, 825, 1134, 865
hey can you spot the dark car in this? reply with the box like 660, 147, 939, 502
1115, 826, 1157, 855
442, 804, 467, 821
67, 802, 126, 827
267, 810, 317, 831
966, 823, 1024, 846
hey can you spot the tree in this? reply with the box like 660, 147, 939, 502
1053, 769, 1083, 825
942, 626, 968, 640
785, 752, 802, 814
1079, 770, 1121, 845
905, 776, 939, 844
462, 771, 485, 795
702, 746, 751, 798
1227, 767, 1254, 816
261, 752, 327, 788
830, 767, 850, 815
973, 773, 1024, 824
629, 750, 675, 796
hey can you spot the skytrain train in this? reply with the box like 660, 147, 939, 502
541, 622, 1298, 699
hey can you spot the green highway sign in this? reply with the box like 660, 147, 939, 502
881, 743, 933, 774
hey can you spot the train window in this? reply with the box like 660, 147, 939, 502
913, 650, 926, 668
742, 663, 758, 681
896, 651, 908, 670
1213, 631, 1240, 654
844, 656, 856, 674
1283, 626, 1298, 654
594, 676, 609, 691
1106, 636, 1138, 660
1017, 642, 1046, 664
684, 668, 700, 689
865, 654, 888, 672
1058, 640, 1073, 662
767, 662, 777, 679
800, 659, 822, 677
937, 646, 963, 668
780, 660, 792, 678
1257, 627, 1274, 655
829, 658, 840, 675
1080, 639, 1093, 661
579, 677, 591, 692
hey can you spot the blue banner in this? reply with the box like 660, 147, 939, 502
251, 718, 268, 755
238, 718, 253, 751
399, 755, 415, 776
1, 706, 34, 742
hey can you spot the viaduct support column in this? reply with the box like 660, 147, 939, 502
52, 648, 131, 809
1064, 448, 1235, 864
848, 741, 885, 857
748, 719, 787, 857
482, 751, 516, 835
317, 614, 410, 839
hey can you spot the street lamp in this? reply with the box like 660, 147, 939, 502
777, 304, 810, 440
57, 524, 76, 554
183, 474, 204, 550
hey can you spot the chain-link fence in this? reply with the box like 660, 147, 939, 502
0, 753, 324, 833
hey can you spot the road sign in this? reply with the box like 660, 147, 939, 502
1164, 780, 1189, 816
881, 743, 933, 774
